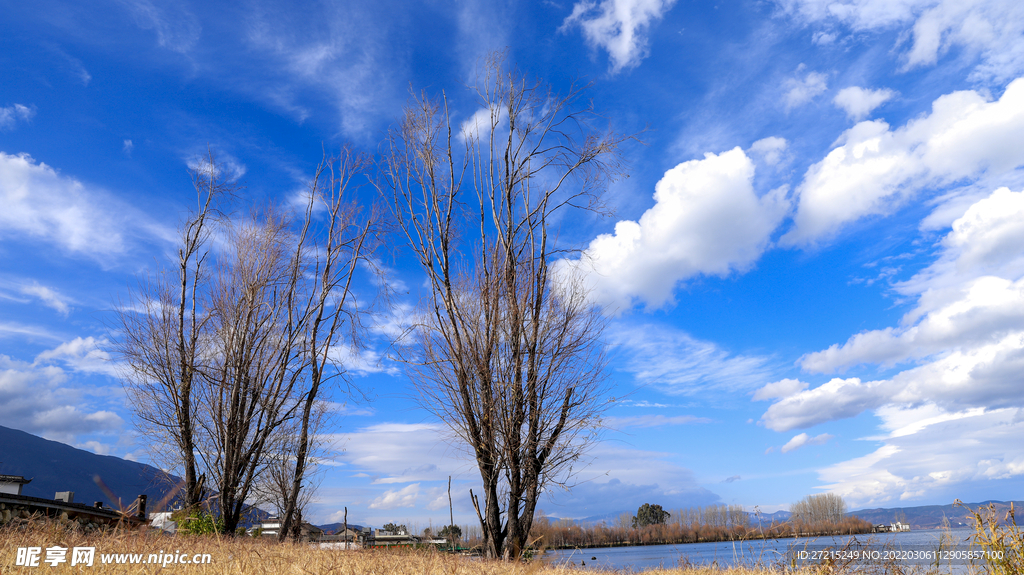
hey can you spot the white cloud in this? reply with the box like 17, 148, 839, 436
459, 105, 506, 142
17, 282, 73, 315
760, 185, 1024, 506
327, 344, 399, 376
186, 151, 246, 181
605, 414, 712, 428
608, 323, 776, 395
328, 423, 473, 485
780, 432, 834, 453
783, 70, 829, 110
369, 483, 421, 509
555, 147, 789, 312
243, 7, 397, 136
0, 104, 35, 130
817, 406, 1024, 506
0, 321, 60, 341
833, 86, 896, 120
760, 377, 891, 431
35, 336, 121, 378
0, 152, 133, 256
123, 139, 134, 156
801, 187, 1024, 373
749, 137, 789, 166
0, 354, 124, 444
562, 0, 678, 73
778, 0, 1024, 82
752, 378, 808, 401
781, 79, 1024, 248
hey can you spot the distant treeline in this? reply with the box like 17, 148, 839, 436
530, 504, 873, 550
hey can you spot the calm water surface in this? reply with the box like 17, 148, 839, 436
541, 528, 982, 572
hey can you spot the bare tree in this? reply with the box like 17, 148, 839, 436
116, 151, 230, 511
379, 53, 628, 559
278, 149, 379, 541
117, 150, 378, 535
791, 493, 848, 525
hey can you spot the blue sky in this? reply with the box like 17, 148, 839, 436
3, 0, 1024, 529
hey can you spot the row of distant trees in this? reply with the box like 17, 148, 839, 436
113, 51, 626, 556
530, 495, 872, 550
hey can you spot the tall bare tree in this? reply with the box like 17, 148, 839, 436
116, 152, 230, 511
278, 149, 378, 541
791, 493, 849, 525
117, 150, 377, 535
379, 54, 628, 559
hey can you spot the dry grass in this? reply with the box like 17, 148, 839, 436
0, 518, 817, 575
2, 517, 977, 575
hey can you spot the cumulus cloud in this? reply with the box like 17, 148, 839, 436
608, 323, 776, 395
35, 336, 121, 378
762, 187, 1024, 501
818, 406, 1024, 506
783, 69, 829, 110
780, 432, 834, 453
752, 378, 808, 401
749, 137, 789, 166
562, 0, 678, 73
555, 147, 789, 312
778, 0, 1024, 82
782, 79, 1024, 248
760, 377, 891, 431
369, 483, 421, 509
327, 344, 399, 376
833, 86, 896, 120
801, 187, 1024, 372
0, 353, 124, 444
0, 104, 35, 130
0, 152, 137, 256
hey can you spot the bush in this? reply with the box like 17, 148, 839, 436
177, 510, 225, 535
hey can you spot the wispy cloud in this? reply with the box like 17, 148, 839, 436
783, 68, 828, 110
562, 0, 678, 73
0, 104, 35, 131
605, 414, 712, 428
609, 323, 776, 396
780, 432, 833, 453
0, 152, 160, 259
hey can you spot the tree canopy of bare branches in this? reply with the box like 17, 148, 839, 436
116, 149, 378, 535
379, 53, 629, 559
791, 493, 849, 525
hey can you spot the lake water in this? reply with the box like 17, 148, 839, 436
541, 528, 987, 572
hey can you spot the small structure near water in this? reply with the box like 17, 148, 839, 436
873, 521, 911, 532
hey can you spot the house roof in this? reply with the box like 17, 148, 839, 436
0, 474, 32, 484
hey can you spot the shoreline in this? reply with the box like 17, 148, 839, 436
535, 527, 920, 552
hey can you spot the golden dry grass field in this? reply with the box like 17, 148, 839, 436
0, 518, 990, 575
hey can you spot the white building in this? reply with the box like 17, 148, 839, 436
0, 474, 31, 496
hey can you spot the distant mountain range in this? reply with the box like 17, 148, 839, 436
542, 502, 1021, 531
0, 425, 268, 526
0, 425, 179, 510
849, 501, 1024, 529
